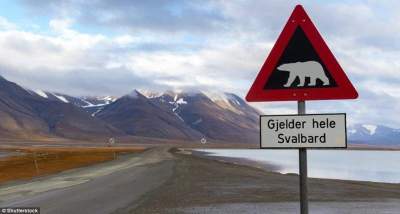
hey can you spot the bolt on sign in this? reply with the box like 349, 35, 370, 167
260, 114, 347, 148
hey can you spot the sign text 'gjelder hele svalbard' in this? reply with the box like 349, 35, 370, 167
260, 114, 346, 148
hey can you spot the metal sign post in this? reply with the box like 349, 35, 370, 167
298, 101, 308, 214
246, 5, 358, 214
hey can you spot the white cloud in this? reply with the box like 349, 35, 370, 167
0, 1, 399, 128
49, 18, 74, 33
114, 35, 136, 46
0, 17, 17, 30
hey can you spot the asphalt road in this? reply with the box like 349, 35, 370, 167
0, 147, 175, 214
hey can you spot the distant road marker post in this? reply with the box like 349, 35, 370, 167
109, 137, 116, 159
108, 137, 115, 146
246, 5, 358, 214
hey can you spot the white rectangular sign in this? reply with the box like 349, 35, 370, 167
260, 113, 347, 148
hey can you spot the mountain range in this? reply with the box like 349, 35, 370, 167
348, 124, 400, 146
0, 75, 260, 143
0, 75, 398, 147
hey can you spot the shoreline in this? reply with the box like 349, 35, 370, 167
191, 149, 283, 174
190, 148, 400, 184
133, 147, 400, 213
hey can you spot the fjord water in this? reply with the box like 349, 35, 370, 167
199, 149, 400, 183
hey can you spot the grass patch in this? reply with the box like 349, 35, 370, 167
0, 146, 145, 184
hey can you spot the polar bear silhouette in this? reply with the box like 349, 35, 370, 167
277, 61, 330, 87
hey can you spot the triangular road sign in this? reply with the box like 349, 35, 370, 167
246, 5, 358, 102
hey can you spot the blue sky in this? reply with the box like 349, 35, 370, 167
0, 0, 399, 128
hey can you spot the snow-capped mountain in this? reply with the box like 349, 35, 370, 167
348, 124, 400, 146
137, 89, 163, 99
29, 90, 75, 104
0, 75, 262, 143
95, 90, 204, 140
80, 96, 117, 107
4, 73, 400, 146
16, 81, 400, 145
78, 96, 118, 116
22, 87, 262, 143
137, 90, 260, 143
69, 89, 259, 142
29, 90, 117, 107
0, 76, 121, 140
29, 89, 117, 116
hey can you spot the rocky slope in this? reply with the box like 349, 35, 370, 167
144, 90, 260, 143
96, 91, 204, 140
0, 76, 121, 140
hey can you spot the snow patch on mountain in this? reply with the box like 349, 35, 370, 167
52, 93, 69, 103
348, 129, 357, 134
102, 96, 117, 103
137, 89, 163, 98
82, 103, 108, 108
35, 90, 48, 98
174, 113, 184, 122
202, 91, 230, 103
362, 124, 377, 135
347, 123, 400, 146
176, 98, 187, 104
192, 118, 202, 125
80, 98, 94, 107
91, 107, 104, 117
172, 94, 187, 105
167, 94, 188, 121
202, 91, 244, 114
169, 95, 187, 111
81, 96, 117, 108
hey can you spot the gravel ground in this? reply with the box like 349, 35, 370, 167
133, 148, 400, 214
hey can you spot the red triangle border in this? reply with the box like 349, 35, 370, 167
246, 5, 358, 102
